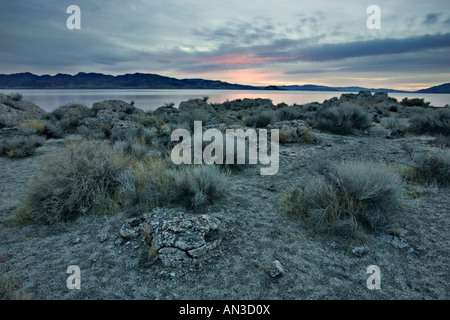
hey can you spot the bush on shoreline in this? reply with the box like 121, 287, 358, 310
315, 104, 371, 135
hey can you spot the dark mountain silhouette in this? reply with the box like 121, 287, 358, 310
0, 72, 257, 90
0, 72, 448, 93
415, 83, 450, 94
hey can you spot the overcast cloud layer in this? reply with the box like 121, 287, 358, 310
0, 0, 449, 90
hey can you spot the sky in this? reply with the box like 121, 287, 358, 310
0, 0, 449, 91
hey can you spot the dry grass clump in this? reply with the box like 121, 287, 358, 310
280, 160, 404, 237
17, 140, 128, 223
169, 164, 231, 211
0, 135, 45, 158
400, 148, 450, 186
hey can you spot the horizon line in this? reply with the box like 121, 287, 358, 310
0, 71, 448, 92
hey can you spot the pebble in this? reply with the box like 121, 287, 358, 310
269, 260, 284, 278
352, 246, 370, 257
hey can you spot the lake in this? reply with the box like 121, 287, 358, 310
1, 89, 449, 112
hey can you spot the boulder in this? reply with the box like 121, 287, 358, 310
179, 98, 216, 114
386, 128, 405, 139
119, 207, 222, 268
372, 92, 389, 103
92, 100, 143, 115
267, 120, 312, 143
0, 93, 47, 125
51, 103, 92, 121
110, 121, 144, 141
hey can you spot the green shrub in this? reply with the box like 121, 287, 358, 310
316, 104, 371, 135
17, 140, 128, 223
408, 108, 450, 136
280, 160, 404, 237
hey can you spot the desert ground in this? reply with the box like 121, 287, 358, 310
0, 92, 449, 300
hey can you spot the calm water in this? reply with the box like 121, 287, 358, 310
1, 89, 449, 112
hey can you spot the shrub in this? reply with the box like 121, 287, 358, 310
403, 148, 450, 186
17, 140, 128, 223
169, 164, 230, 210
245, 110, 276, 128
280, 160, 404, 237
401, 97, 430, 107
316, 104, 371, 135
0, 135, 45, 158
432, 135, 450, 148
9, 93, 23, 102
408, 108, 450, 136
279, 107, 303, 121
115, 155, 175, 212
18, 120, 64, 139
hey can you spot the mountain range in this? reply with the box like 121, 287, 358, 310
0, 72, 448, 93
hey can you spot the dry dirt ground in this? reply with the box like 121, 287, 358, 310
0, 124, 449, 301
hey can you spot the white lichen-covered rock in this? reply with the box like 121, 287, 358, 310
119, 207, 222, 268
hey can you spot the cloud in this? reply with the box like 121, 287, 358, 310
423, 13, 442, 25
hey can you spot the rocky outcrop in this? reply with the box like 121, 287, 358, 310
119, 207, 222, 268
267, 120, 313, 143
0, 93, 47, 125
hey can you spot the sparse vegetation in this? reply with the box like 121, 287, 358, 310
9, 92, 23, 102
0, 135, 45, 158
401, 97, 430, 107
408, 108, 450, 136
245, 110, 277, 128
316, 104, 371, 135
401, 148, 450, 186
280, 160, 404, 237
16, 140, 128, 223
169, 164, 231, 210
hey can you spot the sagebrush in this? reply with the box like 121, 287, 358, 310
280, 160, 404, 237
17, 140, 128, 223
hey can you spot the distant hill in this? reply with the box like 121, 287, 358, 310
0, 72, 258, 90
278, 84, 408, 93
415, 83, 450, 94
0, 72, 448, 93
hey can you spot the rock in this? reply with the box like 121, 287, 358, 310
82, 109, 119, 129
179, 98, 216, 114
372, 92, 389, 103
269, 260, 284, 278
110, 121, 144, 141
52, 103, 92, 122
0, 93, 47, 125
386, 128, 405, 139
158, 247, 192, 268
119, 208, 222, 268
267, 120, 312, 143
153, 104, 179, 117
119, 217, 146, 239
352, 246, 370, 257
92, 100, 143, 115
